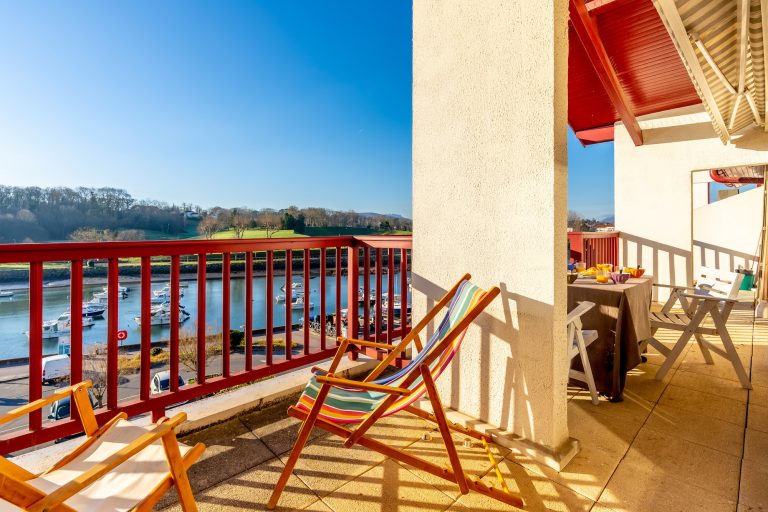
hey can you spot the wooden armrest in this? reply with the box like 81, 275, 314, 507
315, 375, 412, 396
0, 381, 92, 427
28, 413, 188, 512
337, 336, 398, 351
654, 283, 695, 291
678, 292, 737, 303
566, 301, 595, 324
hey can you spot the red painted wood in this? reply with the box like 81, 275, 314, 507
222, 252, 231, 378
0, 235, 414, 455
375, 249, 383, 342
245, 252, 254, 370
170, 255, 180, 392
387, 249, 395, 343
285, 250, 292, 361
69, 260, 83, 387
320, 248, 327, 350
400, 248, 409, 336
197, 253, 207, 384
570, 0, 642, 146
363, 247, 371, 341
28, 262, 43, 431
568, 0, 700, 144
335, 247, 342, 340
140, 256, 151, 400
347, 246, 359, 341
303, 249, 310, 356
107, 258, 119, 410
265, 251, 273, 366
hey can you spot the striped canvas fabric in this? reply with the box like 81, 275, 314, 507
295, 279, 487, 424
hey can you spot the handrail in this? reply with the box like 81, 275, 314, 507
0, 234, 413, 454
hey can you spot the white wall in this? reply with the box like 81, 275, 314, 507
693, 186, 763, 273
413, 0, 572, 457
614, 105, 768, 299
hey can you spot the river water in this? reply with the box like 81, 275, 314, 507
0, 272, 408, 359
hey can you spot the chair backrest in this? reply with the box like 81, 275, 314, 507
381, 280, 494, 414
694, 267, 744, 300
566, 301, 595, 359
373, 279, 485, 385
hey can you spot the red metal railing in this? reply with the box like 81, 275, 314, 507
0, 235, 412, 454
567, 231, 619, 268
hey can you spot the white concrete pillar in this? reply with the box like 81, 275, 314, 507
412, 0, 574, 467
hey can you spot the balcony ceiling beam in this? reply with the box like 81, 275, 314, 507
569, 0, 643, 145
653, 0, 730, 142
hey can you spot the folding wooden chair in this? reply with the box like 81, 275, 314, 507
0, 381, 205, 511
642, 267, 751, 388
268, 275, 524, 510
567, 301, 599, 405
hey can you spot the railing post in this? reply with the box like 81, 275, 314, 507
246, 251, 254, 371
140, 256, 151, 400
347, 244, 359, 341
170, 255, 180, 392
197, 253, 207, 384
69, 260, 83, 386
107, 258, 119, 410
28, 262, 43, 431
222, 252, 231, 378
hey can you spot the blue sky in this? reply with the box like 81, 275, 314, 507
0, 1, 613, 219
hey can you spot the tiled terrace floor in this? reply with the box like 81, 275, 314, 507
160, 301, 767, 512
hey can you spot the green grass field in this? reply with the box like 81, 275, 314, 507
209, 229, 306, 240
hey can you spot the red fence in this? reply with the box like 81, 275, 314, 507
0, 235, 412, 454
567, 231, 619, 268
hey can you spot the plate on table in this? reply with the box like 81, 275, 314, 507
593, 280, 613, 285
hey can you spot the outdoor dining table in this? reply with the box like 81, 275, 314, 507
567, 275, 653, 401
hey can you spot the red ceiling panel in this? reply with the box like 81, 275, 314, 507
568, 0, 702, 145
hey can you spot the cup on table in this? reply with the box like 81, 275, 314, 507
596, 269, 610, 284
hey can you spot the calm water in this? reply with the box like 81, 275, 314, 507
0, 272, 408, 359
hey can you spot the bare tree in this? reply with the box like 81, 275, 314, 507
231, 213, 251, 239
256, 211, 282, 238
197, 216, 221, 239
178, 323, 222, 377
115, 229, 145, 241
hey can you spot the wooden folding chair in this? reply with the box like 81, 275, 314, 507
641, 267, 751, 388
567, 301, 599, 405
268, 275, 524, 510
0, 381, 205, 511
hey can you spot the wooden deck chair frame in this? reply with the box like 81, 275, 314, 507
567, 301, 599, 405
268, 274, 525, 510
0, 381, 205, 512
642, 271, 751, 389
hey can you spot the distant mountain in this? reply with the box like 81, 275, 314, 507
599, 214, 615, 224
358, 212, 409, 220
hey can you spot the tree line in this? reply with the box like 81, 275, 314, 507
197, 205, 412, 239
0, 185, 411, 243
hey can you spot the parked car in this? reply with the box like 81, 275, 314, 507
41, 355, 70, 385
48, 389, 98, 421
150, 371, 186, 395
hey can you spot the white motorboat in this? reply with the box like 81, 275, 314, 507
275, 290, 304, 303
27, 314, 95, 339
56, 312, 96, 328
153, 286, 183, 298
0, 290, 13, 298
92, 289, 126, 301
289, 296, 314, 310
134, 305, 190, 327
166, 281, 189, 288
68, 303, 106, 318
280, 281, 303, 292
102, 284, 130, 294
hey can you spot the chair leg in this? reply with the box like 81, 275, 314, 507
160, 431, 198, 512
710, 310, 752, 389
576, 342, 599, 405
655, 304, 711, 381
420, 365, 468, 494
694, 333, 715, 364
267, 383, 332, 510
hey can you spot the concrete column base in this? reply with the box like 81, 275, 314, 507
416, 400, 579, 472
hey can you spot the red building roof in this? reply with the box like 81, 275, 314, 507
569, 0, 701, 145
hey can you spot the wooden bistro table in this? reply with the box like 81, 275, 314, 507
567, 275, 653, 401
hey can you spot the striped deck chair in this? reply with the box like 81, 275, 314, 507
268, 275, 524, 510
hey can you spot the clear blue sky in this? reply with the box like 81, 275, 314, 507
0, 1, 613, 219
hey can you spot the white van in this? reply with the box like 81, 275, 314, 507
41, 355, 70, 384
